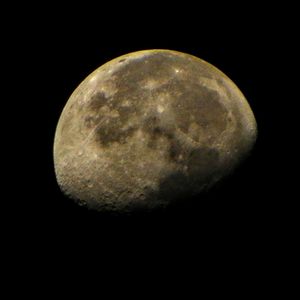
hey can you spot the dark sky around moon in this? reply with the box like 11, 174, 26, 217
10, 6, 293, 284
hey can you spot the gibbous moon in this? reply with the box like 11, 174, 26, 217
54, 50, 257, 213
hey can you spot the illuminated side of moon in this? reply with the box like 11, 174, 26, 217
54, 50, 257, 213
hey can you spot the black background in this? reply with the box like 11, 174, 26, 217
10, 3, 295, 294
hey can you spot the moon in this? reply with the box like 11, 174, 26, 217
54, 49, 257, 213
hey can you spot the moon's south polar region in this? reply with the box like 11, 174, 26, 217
54, 50, 257, 213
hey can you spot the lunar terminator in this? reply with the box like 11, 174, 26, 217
54, 50, 257, 213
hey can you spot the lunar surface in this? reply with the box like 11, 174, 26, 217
54, 49, 257, 214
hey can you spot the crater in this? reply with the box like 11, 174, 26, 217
87, 91, 109, 112
84, 115, 100, 129
187, 148, 219, 178
142, 115, 175, 150
95, 122, 138, 147
86, 89, 142, 147
168, 140, 182, 162
173, 83, 228, 140
147, 146, 220, 202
